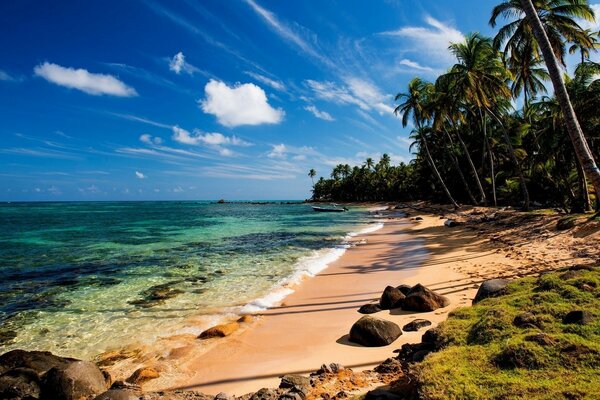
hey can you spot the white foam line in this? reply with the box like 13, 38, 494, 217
238, 220, 385, 314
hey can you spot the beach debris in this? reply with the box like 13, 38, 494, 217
402, 319, 432, 332
562, 310, 594, 325
379, 286, 405, 310
349, 316, 402, 347
444, 219, 459, 227
472, 279, 510, 304
279, 374, 311, 389
358, 303, 382, 314
396, 284, 412, 295
198, 322, 240, 339
125, 366, 160, 384
42, 360, 108, 400
402, 284, 449, 312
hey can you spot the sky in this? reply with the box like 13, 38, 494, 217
1, 0, 599, 201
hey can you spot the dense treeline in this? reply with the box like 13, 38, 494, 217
311, 0, 600, 212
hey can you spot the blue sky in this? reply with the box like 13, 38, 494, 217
1, 0, 599, 201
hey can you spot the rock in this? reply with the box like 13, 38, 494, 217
415, 217, 423, 221
402, 319, 432, 332
198, 322, 240, 339
472, 279, 510, 304
444, 219, 459, 227
373, 358, 402, 374
525, 333, 557, 346
237, 315, 254, 323
394, 342, 435, 362
129, 283, 184, 308
126, 367, 159, 384
513, 312, 541, 329
93, 389, 140, 400
379, 286, 405, 310
42, 360, 107, 400
358, 303, 381, 314
412, 350, 431, 362
316, 363, 344, 375
279, 374, 310, 389
215, 392, 231, 400
250, 388, 279, 400
402, 284, 449, 312
364, 388, 404, 400
563, 310, 594, 325
0, 368, 41, 400
396, 285, 412, 296
556, 217, 576, 230
349, 316, 402, 347
0, 330, 17, 346
0, 350, 75, 377
217, 199, 226, 204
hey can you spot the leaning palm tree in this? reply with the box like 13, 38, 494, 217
395, 78, 460, 208
308, 169, 316, 187
568, 29, 600, 63
519, 0, 600, 204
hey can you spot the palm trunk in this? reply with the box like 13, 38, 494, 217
575, 157, 593, 212
450, 118, 487, 205
521, 0, 600, 208
480, 109, 497, 206
443, 128, 478, 205
419, 130, 460, 209
486, 107, 531, 211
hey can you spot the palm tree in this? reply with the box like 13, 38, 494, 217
490, 0, 596, 65
395, 77, 460, 208
506, 43, 549, 109
568, 29, 600, 63
364, 157, 374, 170
519, 0, 600, 203
308, 169, 316, 186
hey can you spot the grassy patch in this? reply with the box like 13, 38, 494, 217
413, 267, 600, 400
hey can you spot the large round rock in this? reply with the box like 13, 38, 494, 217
379, 286, 405, 310
402, 284, 449, 312
42, 360, 107, 400
349, 316, 402, 347
472, 279, 509, 304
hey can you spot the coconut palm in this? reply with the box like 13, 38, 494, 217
519, 0, 600, 202
568, 29, 600, 63
506, 43, 549, 108
308, 169, 316, 186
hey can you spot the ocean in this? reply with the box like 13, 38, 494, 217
0, 201, 382, 359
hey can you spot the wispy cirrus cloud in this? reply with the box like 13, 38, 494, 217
34, 62, 137, 96
135, 171, 147, 179
304, 105, 334, 121
398, 59, 435, 72
168, 51, 201, 75
244, 71, 285, 91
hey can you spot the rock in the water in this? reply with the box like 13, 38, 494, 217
198, 322, 240, 339
563, 310, 594, 325
42, 360, 107, 400
472, 279, 510, 304
379, 286, 405, 310
358, 303, 381, 314
126, 367, 159, 384
0, 350, 75, 377
279, 374, 310, 389
93, 389, 140, 400
402, 319, 432, 332
0, 368, 41, 400
396, 284, 412, 295
402, 284, 449, 312
349, 316, 402, 347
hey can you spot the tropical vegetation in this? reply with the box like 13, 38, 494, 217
311, 0, 600, 212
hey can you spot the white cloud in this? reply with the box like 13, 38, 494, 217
244, 71, 285, 91
135, 171, 146, 179
398, 59, 434, 72
168, 51, 200, 75
304, 105, 334, 121
171, 126, 250, 147
200, 79, 284, 127
139, 134, 163, 145
268, 143, 287, 158
381, 16, 464, 65
0, 70, 18, 82
173, 186, 184, 193
292, 154, 307, 161
579, 4, 600, 31
34, 62, 137, 96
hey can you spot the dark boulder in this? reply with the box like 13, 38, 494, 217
364, 388, 404, 400
402, 284, 449, 312
93, 389, 140, 400
42, 360, 107, 400
396, 285, 412, 296
472, 279, 509, 304
358, 304, 381, 314
402, 319, 432, 332
0, 368, 41, 400
379, 286, 405, 310
0, 350, 75, 377
513, 312, 541, 329
556, 217, 576, 231
315, 363, 344, 375
250, 388, 280, 400
349, 316, 402, 347
373, 358, 402, 374
563, 310, 594, 325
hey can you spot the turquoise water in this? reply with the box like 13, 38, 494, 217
0, 201, 379, 358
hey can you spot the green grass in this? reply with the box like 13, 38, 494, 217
412, 267, 600, 400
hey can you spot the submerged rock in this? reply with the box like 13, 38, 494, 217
402, 319, 432, 332
349, 316, 402, 347
358, 303, 381, 314
379, 286, 405, 310
198, 322, 240, 339
472, 279, 509, 304
402, 284, 449, 312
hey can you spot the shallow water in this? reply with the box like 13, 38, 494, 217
0, 201, 379, 359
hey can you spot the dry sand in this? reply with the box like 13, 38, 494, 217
145, 209, 537, 395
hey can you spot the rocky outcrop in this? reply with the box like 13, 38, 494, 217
42, 360, 108, 400
402, 319, 432, 332
379, 286, 405, 310
396, 285, 412, 296
402, 284, 449, 312
198, 322, 240, 339
472, 279, 510, 304
349, 316, 402, 347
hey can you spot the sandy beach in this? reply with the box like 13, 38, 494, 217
135, 207, 563, 395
